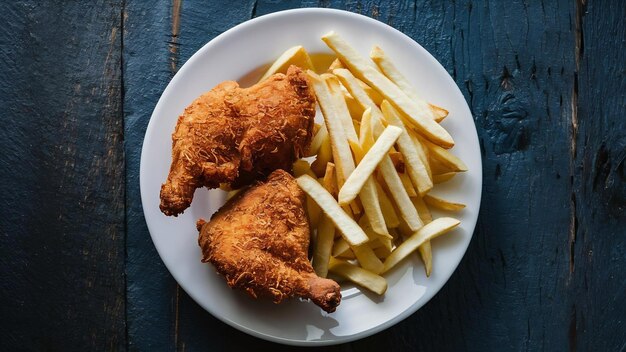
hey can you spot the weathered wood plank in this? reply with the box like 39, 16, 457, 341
570, 0, 626, 350
0, 1, 125, 350
124, 0, 625, 351
348, 1, 577, 351
123, 0, 178, 350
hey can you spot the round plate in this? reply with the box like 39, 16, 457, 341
140, 8, 482, 346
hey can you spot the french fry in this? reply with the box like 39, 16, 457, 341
373, 246, 391, 259
433, 172, 457, 184
358, 79, 384, 105
313, 122, 321, 135
322, 162, 338, 197
382, 217, 460, 273
411, 196, 433, 276
293, 159, 315, 178
363, 111, 423, 232
409, 133, 432, 178
419, 136, 468, 172
308, 71, 361, 216
370, 46, 448, 122
329, 257, 387, 295
338, 125, 402, 205
259, 45, 314, 81
313, 214, 335, 277
332, 237, 351, 257
389, 151, 405, 172
399, 172, 418, 197
423, 194, 466, 211
326, 58, 344, 72
296, 175, 368, 246
347, 115, 389, 236
381, 100, 433, 195
352, 244, 384, 274
324, 75, 359, 144
311, 131, 333, 177
344, 91, 364, 119
292, 160, 322, 227
375, 182, 400, 228
337, 248, 356, 260
359, 215, 393, 250
305, 123, 328, 157
322, 32, 454, 148
412, 196, 433, 223
225, 189, 241, 201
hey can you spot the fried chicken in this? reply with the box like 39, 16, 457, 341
160, 66, 316, 216
197, 170, 341, 313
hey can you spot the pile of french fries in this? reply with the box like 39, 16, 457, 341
261, 32, 467, 295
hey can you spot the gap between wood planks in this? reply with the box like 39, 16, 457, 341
568, 1, 586, 352
569, 0, 585, 278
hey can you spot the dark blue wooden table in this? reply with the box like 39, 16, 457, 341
1, 1, 624, 351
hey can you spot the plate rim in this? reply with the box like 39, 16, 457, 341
140, 7, 482, 346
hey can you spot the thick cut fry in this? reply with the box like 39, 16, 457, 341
296, 175, 368, 246
359, 215, 392, 250
412, 196, 433, 223
308, 71, 355, 184
338, 125, 402, 205
433, 172, 457, 184
259, 45, 314, 81
292, 160, 322, 227
344, 92, 364, 119
358, 79, 384, 105
311, 141, 332, 177
322, 32, 454, 147
326, 58, 345, 72
419, 136, 468, 172
322, 162, 338, 197
373, 246, 391, 259
329, 258, 387, 295
389, 151, 405, 172
352, 244, 384, 274
225, 189, 241, 201
423, 194, 466, 211
409, 133, 432, 178
332, 237, 351, 257
305, 123, 328, 157
381, 100, 433, 195
375, 182, 400, 228
324, 75, 359, 143
383, 217, 461, 273
313, 214, 335, 277
399, 173, 418, 197
293, 159, 315, 178
378, 157, 423, 231
309, 71, 360, 215
370, 46, 448, 122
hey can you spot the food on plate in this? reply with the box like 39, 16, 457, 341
259, 45, 315, 81
321, 31, 454, 148
197, 170, 341, 313
161, 29, 469, 308
160, 66, 316, 216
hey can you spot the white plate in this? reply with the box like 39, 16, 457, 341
140, 8, 482, 346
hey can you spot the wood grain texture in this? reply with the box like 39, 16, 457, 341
120, 0, 624, 351
570, 0, 626, 350
0, 0, 126, 350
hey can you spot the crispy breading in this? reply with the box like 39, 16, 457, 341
197, 170, 341, 313
160, 66, 316, 216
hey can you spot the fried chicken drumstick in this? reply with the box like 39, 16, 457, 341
197, 170, 341, 313
160, 66, 316, 216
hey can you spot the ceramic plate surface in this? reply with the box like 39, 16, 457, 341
140, 8, 482, 346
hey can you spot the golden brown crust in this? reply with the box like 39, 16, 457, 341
197, 170, 341, 313
160, 66, 316, 216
